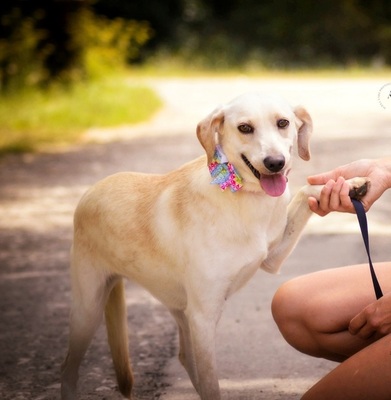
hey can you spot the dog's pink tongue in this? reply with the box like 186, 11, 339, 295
260, 174, 287, 197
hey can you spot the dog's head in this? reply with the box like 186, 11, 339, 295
196, 92, 312, 195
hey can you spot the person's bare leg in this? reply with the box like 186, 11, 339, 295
272, 262, 391, 399
301, 334, 391, 400
272, 262, 391, 361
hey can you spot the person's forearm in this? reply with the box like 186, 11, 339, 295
374, 157, 391, 190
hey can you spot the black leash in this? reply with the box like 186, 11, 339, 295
351, 198, 383, 300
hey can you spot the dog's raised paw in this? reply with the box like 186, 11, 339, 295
348, 177, 370, 200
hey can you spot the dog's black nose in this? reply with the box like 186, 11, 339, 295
264, 156, 285, 172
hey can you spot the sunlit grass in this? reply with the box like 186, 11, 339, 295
0, 76, 162, 153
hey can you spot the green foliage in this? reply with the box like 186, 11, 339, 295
142, 0, 391, 69
1, 0, 389, 91
72, 8, 152, 80
0, 4, 153, 92
0, 8, 48, 91
0, 77, 161, 153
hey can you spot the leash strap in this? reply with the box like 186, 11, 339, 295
351, 199, 383, 299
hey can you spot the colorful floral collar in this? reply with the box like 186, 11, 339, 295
208, 145, 243, 192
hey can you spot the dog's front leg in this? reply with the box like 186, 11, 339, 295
177, 265, 233, 399
184, 309, 222, 400
170, 309, 201, 392
261, 185, 319, 272
261, 177, 369, 272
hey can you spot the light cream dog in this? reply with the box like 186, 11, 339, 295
61, 92, 367, 400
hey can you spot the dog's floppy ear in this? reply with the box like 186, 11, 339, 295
294, 106, 312, 161
196, 107, 225, 163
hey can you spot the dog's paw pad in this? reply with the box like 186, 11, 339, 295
348, 177, 370, 200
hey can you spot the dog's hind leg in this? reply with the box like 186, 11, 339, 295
105, 278, 133, 398
61, 254, 110, 400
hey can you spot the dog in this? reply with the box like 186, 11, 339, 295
61, 92, 367, 400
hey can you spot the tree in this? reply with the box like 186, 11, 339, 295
0, 1, 153, 92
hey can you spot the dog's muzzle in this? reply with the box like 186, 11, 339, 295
241, 154, 288, 197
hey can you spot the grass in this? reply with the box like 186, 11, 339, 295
0, 76, 162, 153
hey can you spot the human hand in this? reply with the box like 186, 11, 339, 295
307, 158, 391, 217
308, 177, 355, 216
349, 292, 391, 340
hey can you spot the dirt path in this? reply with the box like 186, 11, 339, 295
0, 77, 390, 400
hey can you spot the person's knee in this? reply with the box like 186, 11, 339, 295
272, 279, 310, 348
272, 280, 302, 328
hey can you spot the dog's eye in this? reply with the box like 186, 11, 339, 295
277, 119, 289, 129
238, 124, 254, 134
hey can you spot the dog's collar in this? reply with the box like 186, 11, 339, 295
208, 145, 243, 192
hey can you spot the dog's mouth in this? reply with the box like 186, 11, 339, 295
241, 154, 287, 197
241, 154, 261, 180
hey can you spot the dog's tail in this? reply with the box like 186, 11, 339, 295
105, 278, 133, 398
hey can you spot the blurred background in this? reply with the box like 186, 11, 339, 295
2, 0, 391, 82
0, 0, 390, 152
